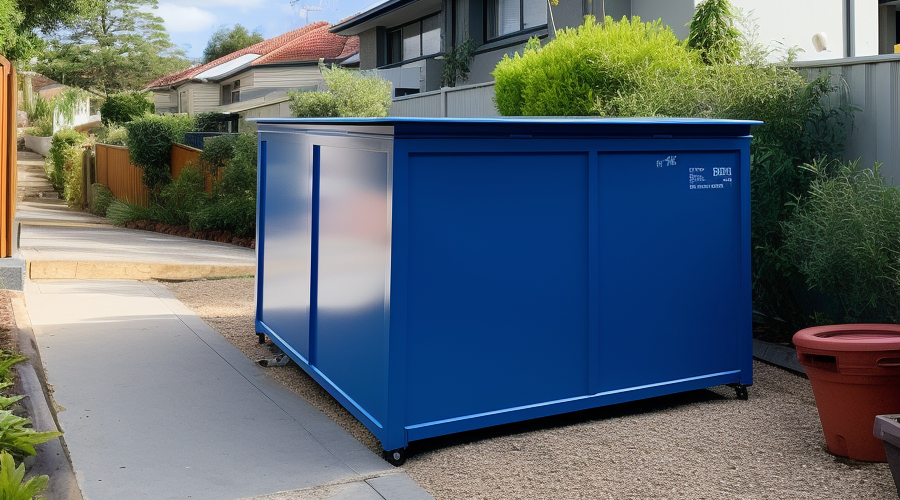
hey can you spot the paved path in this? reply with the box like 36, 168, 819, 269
15, 151, 255, 280
16, 150, 434, 500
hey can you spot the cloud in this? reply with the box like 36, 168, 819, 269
156, 4, 218, 33
173, 0, 265, 10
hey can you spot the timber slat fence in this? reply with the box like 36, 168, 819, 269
0, 56, 17, 258
94, 143, 215, 208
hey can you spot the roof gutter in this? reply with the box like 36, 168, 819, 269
330, 0, 422, 34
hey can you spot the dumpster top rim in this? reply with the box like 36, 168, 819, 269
248, 116, 763, 126
793, 324, 900, 351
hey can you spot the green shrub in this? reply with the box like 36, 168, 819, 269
45, 129, 86, 193
288, 91, 341, 118
100, 92, 155, 126
90, 184, 116, 216
105, 199, 155, 226
783, 161, 900, 324
124, 114, 194, 199
191, 196, 257, 238
289, 65, 391, 118
493, 16, 699, 116
199, 134, 240, 170
688, 0, 741, 65
193, 112, 229, 133
153, 164, 208, 226
27, 96, 51, 125
24, 118, 53, 137
441, 37, 477, 87
96, 124, 128, 146
0, 410, 61, 459
62, 147, 83, 208
0, 451, 49, 500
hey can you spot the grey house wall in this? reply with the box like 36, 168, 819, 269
797, 54, 900, 183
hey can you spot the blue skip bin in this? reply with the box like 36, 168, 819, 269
253, 117, 758, 464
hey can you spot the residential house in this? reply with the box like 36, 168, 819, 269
332, 0, 899, 95
145, 22, 359, 119
24, 73, 96, 133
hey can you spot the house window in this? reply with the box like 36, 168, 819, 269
231, 80, 241, 104
486, 0, 546, 40
387, 14, 442, 64
221, 84, 232, 105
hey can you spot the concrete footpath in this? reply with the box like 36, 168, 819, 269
15, 151, 434, 500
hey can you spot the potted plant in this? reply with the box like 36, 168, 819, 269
784, 160, 900, 461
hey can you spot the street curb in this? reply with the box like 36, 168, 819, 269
27, 260, 255, 280
753, 338, 806, 375
11, 296, 84, 500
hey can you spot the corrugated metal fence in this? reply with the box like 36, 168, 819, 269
796, 54, 900, 181
0, 56, 17, 258
390, 82, 499, 118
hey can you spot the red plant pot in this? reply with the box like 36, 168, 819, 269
794, 324, 900, 462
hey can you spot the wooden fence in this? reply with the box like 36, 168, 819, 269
95, 144, 149, 206
0, 56, 17, 258
94, 142, 217, 208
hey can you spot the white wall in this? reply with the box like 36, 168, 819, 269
729, 0, 847, 61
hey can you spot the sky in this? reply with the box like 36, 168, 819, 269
154, 0, 385, 60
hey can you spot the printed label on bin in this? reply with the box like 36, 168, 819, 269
688, 166, 733, 190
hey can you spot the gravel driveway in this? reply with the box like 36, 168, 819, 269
165, 277, 897, 500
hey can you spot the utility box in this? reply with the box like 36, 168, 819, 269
253, 117, 758, 463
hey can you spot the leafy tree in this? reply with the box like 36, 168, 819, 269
1, 0, 83, 60
34, 0, 189, 95
100, 91, 154, 125
202, 24, 264, 63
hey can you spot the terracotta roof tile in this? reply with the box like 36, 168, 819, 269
147, 21, 357, 89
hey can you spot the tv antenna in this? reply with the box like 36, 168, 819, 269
289, 0, 337, 24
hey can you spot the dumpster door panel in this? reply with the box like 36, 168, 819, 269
314, 145, 390, 426
596, 150, 742, 391
405, 150, 590, 425
259, 134, 313, 360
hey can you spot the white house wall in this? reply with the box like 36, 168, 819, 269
153, 91, 177, 113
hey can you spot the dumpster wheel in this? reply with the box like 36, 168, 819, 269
384, 448, 407, 466
257, 332, 266, 344
728, 383, 749, 400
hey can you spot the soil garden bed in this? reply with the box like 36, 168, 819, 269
123, 220, 255, 248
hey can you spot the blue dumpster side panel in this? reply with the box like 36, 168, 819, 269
404, 150, 591, 425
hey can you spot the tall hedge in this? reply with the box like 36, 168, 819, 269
124, 114, 194, 198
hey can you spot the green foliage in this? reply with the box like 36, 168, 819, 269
289, 65, 391, 118
688, 0, 741, 65
0, 451, 49, 500
105, 199, 154, 226
783, 161, 900, 324
26, 96, 51, 125
124, 114, 194, 198
0, 352, 26, 386
100, 92, 155, 126
193, 112, 229, 133
493, 16, 698, 116
288, 91, 340, 118
27, 119, 53, 137
54, 88, 88, 124
34, 0, 189, 95
440, 37, 477, 87
192, 134, 257, 237
202, 24, 264, 63
45, 128, 86, 193
96, 124, 128, 146
90, 183, 115, 216
0, 411, 61, 458
152, 164, 207, 226
199, 134, 239, 169
62, 148, 83, 208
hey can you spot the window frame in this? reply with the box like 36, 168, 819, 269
485, 0, 547, 42
386, 13, 442, 65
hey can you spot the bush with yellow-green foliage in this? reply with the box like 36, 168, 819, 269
289, 65, 391, 118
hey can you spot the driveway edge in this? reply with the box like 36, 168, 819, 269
12, 296, 84, 500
